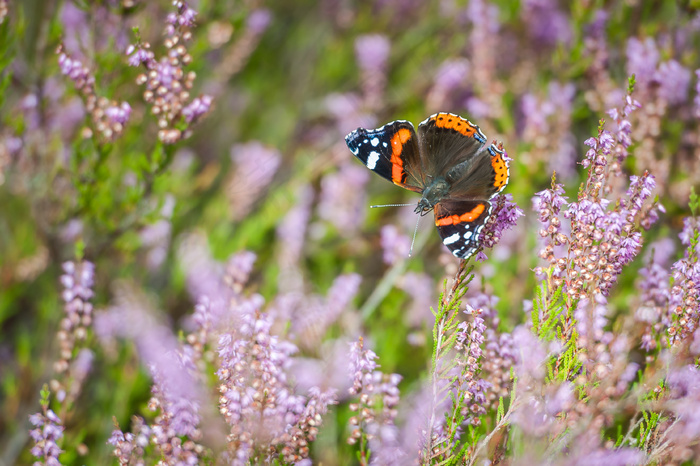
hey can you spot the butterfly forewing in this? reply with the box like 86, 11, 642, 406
434, 199, 492, 259
345, 121, 425, 192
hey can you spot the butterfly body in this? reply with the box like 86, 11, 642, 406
345, 112, 509, 259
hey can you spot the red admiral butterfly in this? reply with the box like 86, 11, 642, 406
345, 112, 509, 259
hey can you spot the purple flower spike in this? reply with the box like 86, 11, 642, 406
29, 409, 64, 465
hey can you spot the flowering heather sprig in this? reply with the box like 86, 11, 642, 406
29, 388, 64, 466
354, 34, 391, 111
607, 92, 641, 165
380, 224, 411, 265
347, 337, 403, 465
317, 162, 369, 235
57, 45, 131, 141
451, 306, 488, 425
216, 295, 336, 463
463, 0, 502, 119
223, 250, 257, 294
291, 273, 361, 349
626, 38, 659, 90
470, 292, 516, 409
521, 0, 572, 46
533, 175, 568, 278
559, 123, 657, 299
636, 241, 674, 352
147, 361, 204, 465
56, 260, 95, 374
277, 185, 314, 292
426, 58, 470, 112
108, 416, 151, 465
128, 1, 212, 143
227, 142, 281, 220
477, 191, 524, 260
668, 211, 700, 346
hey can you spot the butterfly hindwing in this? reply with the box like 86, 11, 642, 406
345, 121, 424, 192
434, 199, 492, 259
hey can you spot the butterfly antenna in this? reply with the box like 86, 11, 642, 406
408, 215, 422, 258
370, 203, 415, 208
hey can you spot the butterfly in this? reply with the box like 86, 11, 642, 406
345, 112, 509, 259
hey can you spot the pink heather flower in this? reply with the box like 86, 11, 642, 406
289, 273, 362, 348
181, 95, 213, 123
522, 0, 572, 45
57, 52, 94, 89
104, 102, 132, 125
217, 298, 335, 462
397, 272, 435, 327
228, 141, 282, 220
317, 162, 369, 235
380, 224, 412, 265
626, 37, 659, 88
354, 34, 391, 73
433, 58, 470, 92
29, 409, 64, 464
478, 193, 524, 260
247, 9, 272, 33
166, 1, 197, 27
465, 0, 500, 38
325, 92, 376, 135
277, 185, 314, 266
125, 43, 156, 67
656, 60, 692, 105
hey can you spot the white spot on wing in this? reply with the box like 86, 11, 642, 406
371, 138, 379, 146
443, 233, 460, 245
367, 151, 380, 170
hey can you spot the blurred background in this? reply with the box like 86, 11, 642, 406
0, 0, 699, 464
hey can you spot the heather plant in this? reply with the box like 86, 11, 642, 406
2, 1, 700, 465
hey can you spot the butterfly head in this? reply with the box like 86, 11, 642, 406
415, 177, 450, 216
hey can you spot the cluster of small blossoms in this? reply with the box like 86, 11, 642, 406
470, 293, 516, 409
477, 190, 524, 261
216, 295, 335, 464
533, 178, 568, 281
668, 218, 700, 345
561, 126, 655, 299
55, 260, 95, 374
57, 46, 131, 141
146, 363, 204, 465
29, 407, 64, 465
108, 417, 151, 466
127, 1, 212, 144
606, 94, 642, 167
636, 243, 673, 352
354, 34, 391, 111
347, 337, 402, 455
227, 142, 281, 221
453, 306, 488, 424
280, 387, 337, 462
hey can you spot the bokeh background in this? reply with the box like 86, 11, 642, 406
1, 0, 700, 464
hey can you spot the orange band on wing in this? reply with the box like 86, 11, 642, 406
390, 128, 412, 184
430, 113, 477, 137
491, 150, 508, 189
435, 203, 486, 226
